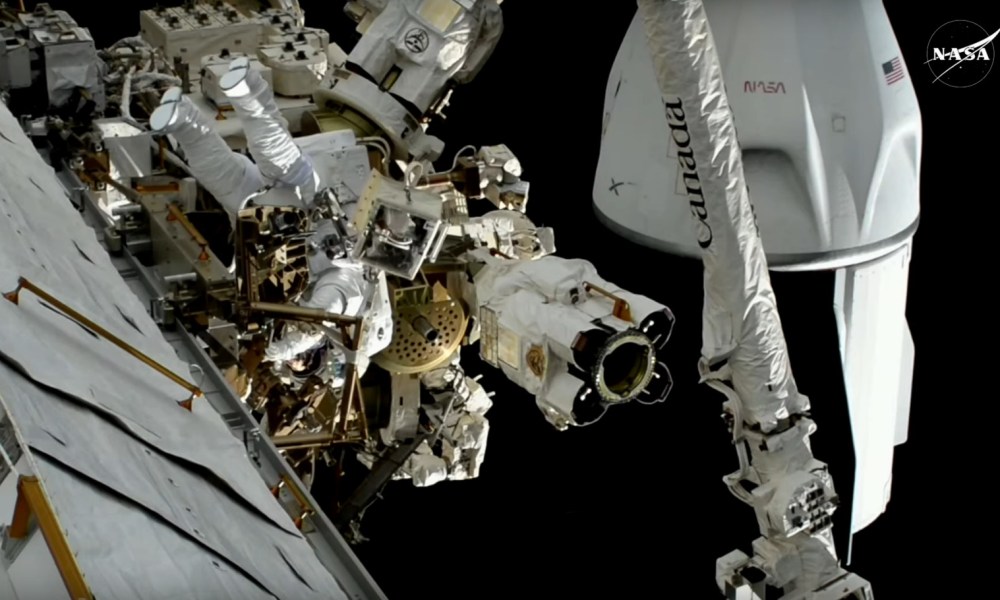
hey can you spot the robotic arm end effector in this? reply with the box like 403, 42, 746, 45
537, 309, 675, 430
475, 256, 675, 430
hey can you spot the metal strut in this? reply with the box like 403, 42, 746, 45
9, 475, 95, 600
3, 277, 203, 408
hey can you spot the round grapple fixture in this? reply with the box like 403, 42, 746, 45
569, 309, 675, 426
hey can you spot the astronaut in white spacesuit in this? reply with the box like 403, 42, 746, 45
150, 58, 392, 382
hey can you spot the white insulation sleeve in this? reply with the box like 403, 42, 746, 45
263, 324, 325, 363
221, 59, 319, 198
151, 90, 263, 221
635, 0, 808, 432
300, 264, 369, 316
262, 265, 365, 364
262, 265, 369, 364
264, 263, 374, 366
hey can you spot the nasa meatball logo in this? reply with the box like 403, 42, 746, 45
926, 20, 999, 88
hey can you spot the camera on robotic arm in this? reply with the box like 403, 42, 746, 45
421, 144, 530, 213
308, 187, 358, 262
350, 170, 448, 279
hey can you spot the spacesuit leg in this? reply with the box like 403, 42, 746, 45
149, 87, 264, 223
219, 58, 319, 202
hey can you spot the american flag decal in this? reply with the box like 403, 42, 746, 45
883, 56, 905, 85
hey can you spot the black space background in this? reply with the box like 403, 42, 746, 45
49, 1, 998, 597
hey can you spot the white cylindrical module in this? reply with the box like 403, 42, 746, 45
473, 254, 674, 429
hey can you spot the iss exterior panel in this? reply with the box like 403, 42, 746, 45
0, 36, 31, 89
496, 326, 521, 371
478, 306, 498, 367
140, 6, 261, 81
0, 99, 351, 599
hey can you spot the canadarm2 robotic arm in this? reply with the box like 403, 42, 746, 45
635, 1, 871, 598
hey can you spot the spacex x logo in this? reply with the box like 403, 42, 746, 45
926, 20, 999, 88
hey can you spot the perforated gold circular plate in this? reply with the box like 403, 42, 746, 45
373, 301, 468, 374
